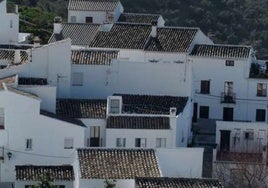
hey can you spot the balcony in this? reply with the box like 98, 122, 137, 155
221, 92, 236, 104
216, 151, 263, 163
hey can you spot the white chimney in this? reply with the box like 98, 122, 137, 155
151, 21, 158, 38
14, 50, 21, 64
33, 36, 41, 47
170, 107, 177, 116
53, 17, 62, 34
15, 5, 18, 14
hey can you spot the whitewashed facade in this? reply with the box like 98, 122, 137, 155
0, 0, 19, 44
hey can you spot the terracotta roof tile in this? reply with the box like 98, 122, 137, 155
144, 27, 198, 52
56, 99, 107, 119
91, 23, 151, 49
115, 94, 188, 115
49, 23, 101, 46
190, 44, 251, 59
16, 165, 74, 181
72, 49, 119, 65
91, 23, 198, 52
78, 148, 161, 179
136, 177, 223, 188
68, 0, 120, 11
107, 116, 170, 129
118, 13, 161, 24
0, 49, 28, 64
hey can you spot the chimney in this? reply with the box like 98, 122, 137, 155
151, 20, 158, 38
33, 36, 41, 47
53, 17, 62, 34
14, 50, 21, 64
15, 5, 18, 14
170, 107, 177, 116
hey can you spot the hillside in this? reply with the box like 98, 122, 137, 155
8, 0, 268, 58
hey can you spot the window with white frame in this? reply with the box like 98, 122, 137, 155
72, 72, 83, 86
110, 99, 120, 114
64, 138, 74, 149
156, 138, 166, 148
135, 138, 147, 148
116, 138, 126, 147
257, 83, 267, 97
25, 138, 33, 150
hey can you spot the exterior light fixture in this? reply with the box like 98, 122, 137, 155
7, 152, 12, 160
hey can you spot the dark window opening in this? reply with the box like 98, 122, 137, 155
199, 106, 209, 119
256, 109, 266, 122
200, 80, 210, 94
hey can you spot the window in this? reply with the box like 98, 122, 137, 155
257, 83, 267, 97
256, 109, 266, 122
70, 16, 76, 23
226, 60, 234, 66
224, 81, 233, 95
64, 138, 74, 149
110, 99, 120, 114
199, 106, 209, 119
25, 138, 32, 150
116, 138, 126, 147
85, 17, 93, 23
200, 80, 210, 94
72, 72, 83, 86
244, 131, 254, 140
135, 138, 147, 148
156, 138, 166, 148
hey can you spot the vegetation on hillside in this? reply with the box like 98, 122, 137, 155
8, 0, 268, 58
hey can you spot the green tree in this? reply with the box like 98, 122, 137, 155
33, 172, 57, 188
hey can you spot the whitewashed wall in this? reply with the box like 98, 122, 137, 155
0, 0, 19, 44
0, 90, 85, 182
216, 121, 268, 153
190, 55, 265, 122
156, 148, 204, 178
18, 85, 57, 113
20, 39, 72, 98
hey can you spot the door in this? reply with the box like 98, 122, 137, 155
223, 107, 233, 121
220, 130, 231, 152
90, 126, 100, 147
224, 81, 233, 95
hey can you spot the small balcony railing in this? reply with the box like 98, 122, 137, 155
221, 92, 236, 104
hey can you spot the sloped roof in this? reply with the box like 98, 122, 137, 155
16, 165, 74, 181
135, 177, 223, 188
107, 116, 170, 129
77, 148, 161, 179
190, 44, 251, 59
91, 23, 151, 49
118, 13, 161, 24
144, 27, 198, 52
72, 49, 119, 65
68, 0, 120, 11
56, 99, 107, 119
40, 110, 86, 127
90, 23, 199, 52
115, 94, 188, 115
48, 23, 101, 46
7, 86, 39, 100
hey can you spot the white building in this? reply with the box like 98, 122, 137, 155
0, 79, 85, 182
105, 94, 192, 148
68, 0, 123, 24
0, 0, 19, 44
190, 44, 268, 123
74, 147, 205, 188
